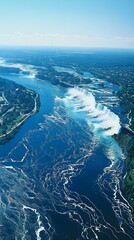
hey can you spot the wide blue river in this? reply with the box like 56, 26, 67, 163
0, 55, 134, 240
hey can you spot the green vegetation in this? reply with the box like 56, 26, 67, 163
115, 132, 134, 207
36, 66, 92, 87
0, 77, 40, 144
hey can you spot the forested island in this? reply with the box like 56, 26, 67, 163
0, 77, 40, 144
36, 66, 92, 87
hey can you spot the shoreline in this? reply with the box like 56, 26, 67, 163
115, 125, 134, 208
0, 93, 40, 145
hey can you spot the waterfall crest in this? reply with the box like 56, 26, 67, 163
64, 87, 121, 136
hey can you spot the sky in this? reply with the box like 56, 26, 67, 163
0, 0, 134, 48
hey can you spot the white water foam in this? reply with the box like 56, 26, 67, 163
63, 87, 121, 136
0, 58, 37, 78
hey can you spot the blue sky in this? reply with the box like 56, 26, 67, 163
0, 0, 134, 48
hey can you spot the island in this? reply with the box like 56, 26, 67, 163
36, 65, 92, 87
0, 77, 40, 144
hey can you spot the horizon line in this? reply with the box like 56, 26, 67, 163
0, 45, 134, 51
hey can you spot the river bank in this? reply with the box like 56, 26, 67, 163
0, 77, 40, 145
115, 126, 134, 208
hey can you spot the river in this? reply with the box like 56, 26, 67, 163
0, 53, 133, 240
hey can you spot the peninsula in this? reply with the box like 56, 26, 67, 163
0, 77, 40, 144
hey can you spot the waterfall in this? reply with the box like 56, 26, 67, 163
63, 87, 121, 136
